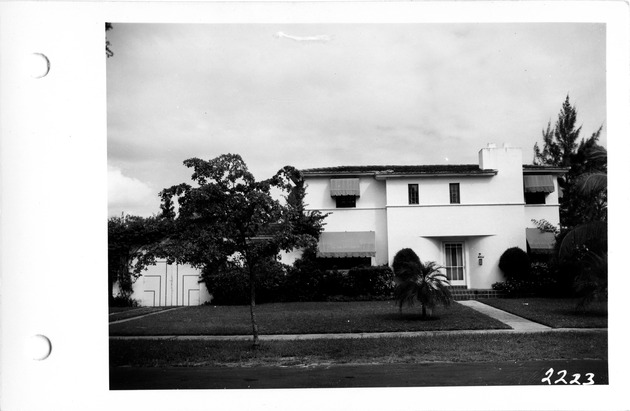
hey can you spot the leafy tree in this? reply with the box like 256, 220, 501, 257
107, 214, 169, 305
533, 95, 606, 229
159, 154, 326, 346
392, 248, 453, 318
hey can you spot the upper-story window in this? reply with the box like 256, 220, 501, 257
408, 184, 419, 204
524, 192, 546, 204
330, 178, 360, 208
449, 183, 460, 204
523, 175, 554, 205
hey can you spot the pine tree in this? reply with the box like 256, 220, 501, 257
532, 95, 605, 228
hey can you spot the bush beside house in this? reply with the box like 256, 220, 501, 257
203, 251, 395, 305
498, 247, 530, 280
492, 261, 560, 297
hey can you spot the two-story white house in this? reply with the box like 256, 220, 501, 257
301, 144, 566, 290
119, 144, 565, 306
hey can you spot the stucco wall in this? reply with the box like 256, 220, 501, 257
524, 205, 561, 228
304, 176, 386, 209
385, 204, 526, 288
478, 146, 525, 204
301, 146, 559, 289
384, 176, 500, 206
305, 176, 389, 264
523, 175, 561, 228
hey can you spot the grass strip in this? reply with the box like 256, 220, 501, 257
110, 331, 607, 368
478, 298, 607, 328
109, 301, 509, 336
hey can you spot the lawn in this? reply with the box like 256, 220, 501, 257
478, 298, 607, 328
110, 331, 607, 368
109, 300, 510, 336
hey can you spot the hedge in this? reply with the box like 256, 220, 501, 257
203, 262, 394, 304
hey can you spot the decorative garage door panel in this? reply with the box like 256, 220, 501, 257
141, 262, 202, 307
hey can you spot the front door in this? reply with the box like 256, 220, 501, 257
443, 242, 466, 286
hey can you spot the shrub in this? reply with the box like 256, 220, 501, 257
392, 248, 421, 280
498, 247, 531, 280
204, 259, 291, 305
346, 265, 394, 297
110, 295, 139, 307
492, 261, 560, 297
319, 269, 350, 298
284, 266, 323, 302
530, 261, 560, 296
255, 259, 290, 304
204, 246, 394, 304
203, 264, 250, 305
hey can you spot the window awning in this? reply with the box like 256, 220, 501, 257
317, 231, 375, 258
330, 178, 360, 197
526, 228, 556, 253
523, 175, 554, 193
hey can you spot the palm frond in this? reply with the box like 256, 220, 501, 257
586, 144, 607, 163
559, 221, 607, 260
574, 172, 607, 196
394, 261, 422, 282
392, 255, 454, 316
393, 280, 418, 309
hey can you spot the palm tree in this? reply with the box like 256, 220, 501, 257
392, 248, 453, 318
559, 146, 607, 309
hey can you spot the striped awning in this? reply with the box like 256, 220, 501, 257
526, 228, 556, 253
330, 178, 360, 197
523, 175, 554, 193
317, 231, 375, 258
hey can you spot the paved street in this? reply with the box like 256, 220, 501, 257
110, 359, 607, 390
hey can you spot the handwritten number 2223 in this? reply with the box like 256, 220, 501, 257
541, 368, 595, 385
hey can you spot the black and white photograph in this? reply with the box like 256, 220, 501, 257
1, 1, 628, 410
107, 21, 610, 388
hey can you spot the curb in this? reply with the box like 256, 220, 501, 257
109, 327, 607, 341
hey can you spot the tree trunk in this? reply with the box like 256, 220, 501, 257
248, 269, 260, 348
421, 304, 426, 318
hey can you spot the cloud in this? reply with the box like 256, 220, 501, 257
107, 23, 606, 197
274, 31, 332, 43
108, 165, 159, 217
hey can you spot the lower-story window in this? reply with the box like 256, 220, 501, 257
316, 257, 371, 270
444, 242, 465, 282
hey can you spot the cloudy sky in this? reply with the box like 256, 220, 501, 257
107, 23, 606, 217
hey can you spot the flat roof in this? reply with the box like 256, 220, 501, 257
302, 164, 568, 177
302, 164, 497, 177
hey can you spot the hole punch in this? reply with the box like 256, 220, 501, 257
28, 334, 52, 360
28, 53, 50, 78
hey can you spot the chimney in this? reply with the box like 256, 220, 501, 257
479, 143, 521, 170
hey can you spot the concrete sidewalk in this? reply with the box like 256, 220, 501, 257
109, 300, 606, 341
458, 300, 552, 332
